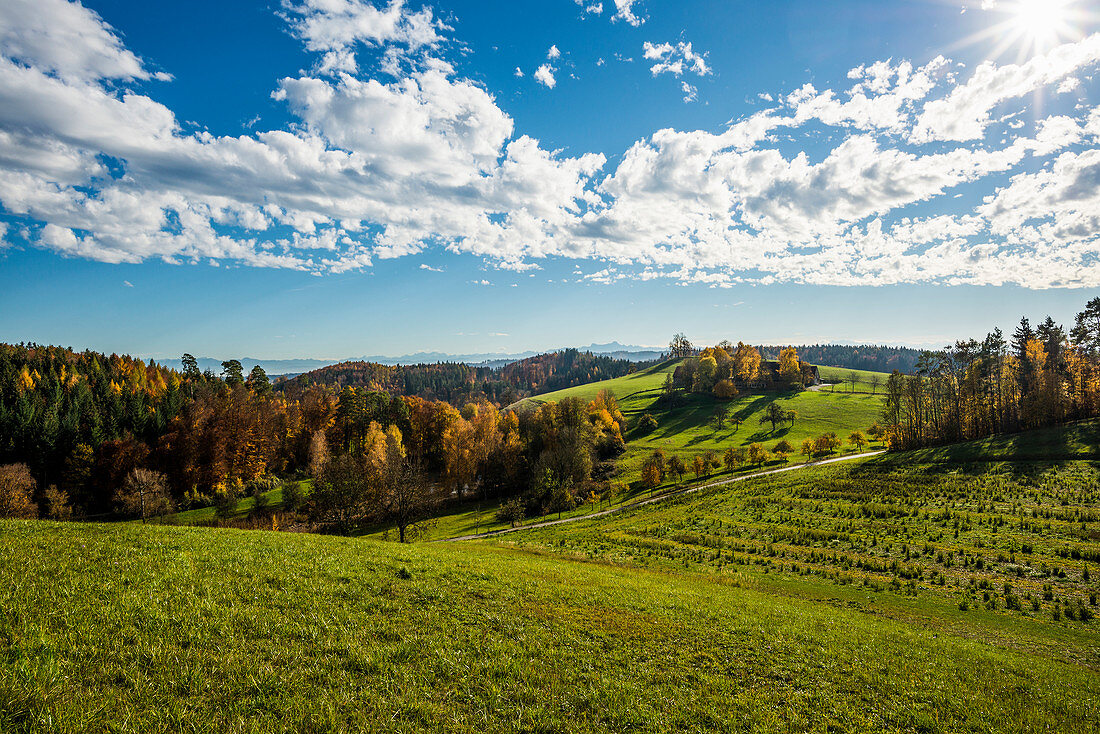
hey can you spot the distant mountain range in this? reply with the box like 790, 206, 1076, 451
156, 342, 665, 377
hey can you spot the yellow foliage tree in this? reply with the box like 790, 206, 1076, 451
778, 347, 801, 385
732, 342, 761, 384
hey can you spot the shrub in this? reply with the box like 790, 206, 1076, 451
213, 479, 243, 519
43, 485, 72, 520
282, 481, 305, 513
637, 414, 659, 433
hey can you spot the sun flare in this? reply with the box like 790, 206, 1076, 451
1010, 0, 1074, 47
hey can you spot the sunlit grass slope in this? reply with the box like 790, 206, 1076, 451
517, 359, 679, 406
522, 360, 887, 492
2, 519, 1097, 733
816, 365, 893, 393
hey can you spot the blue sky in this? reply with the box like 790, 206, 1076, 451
1, 0, 1099, 360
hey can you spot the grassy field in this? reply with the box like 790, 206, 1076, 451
877, 420, 1100, 465
516, 360, 679, 407
496, 458, 1100, 656
172, 483, 301, 525
816, 365, 893, 393
2, 516, 1098, 733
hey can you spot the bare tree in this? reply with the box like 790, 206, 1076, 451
668, 333, 694, 358
380, 463, 438, 543
114, 468, 173, 522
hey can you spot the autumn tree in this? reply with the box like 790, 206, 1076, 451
0, 463, 38, 519
43, 485, 72, 520
815, 433, 841, 454
668, 454, 687, 482
732, 342, 761, 385
712, 379, 738, 400
694, 355, 718, 393
309, 431, 329, 477
849, 431, 868, 451
801, 438, 816, 457
747, 443, 769, 466
778, 347, 801, 386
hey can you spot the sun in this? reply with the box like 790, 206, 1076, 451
947, 0, 1095, 63
1009, 0, 1075, 51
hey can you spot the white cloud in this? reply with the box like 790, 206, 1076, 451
0, 0, 164, 83
681, 82, 697, 103
419, 263, 442, 271
1, 1, 1098, 290
123, 279, 133, 287
611, 0, 643, 26
513, 66, 523, 78
283, 0, 443, 55
534, 63, 556, 88
547, 45, 561, 60
642, 41, 711, 77
912, 34, 1100, 143
1057, 77, 1080, 93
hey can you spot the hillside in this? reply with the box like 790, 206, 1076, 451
282, 348, 656, 404
2, 518, 1097, 733
517, 359, 889, 486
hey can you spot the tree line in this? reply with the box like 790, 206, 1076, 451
881, 298, 1100, 449
668, 340, 811, 399
282, 348, 652, 405
0, 343, 626, 534
759, 344, 923, 374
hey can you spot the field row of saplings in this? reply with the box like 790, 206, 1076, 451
517, 463, 1100, 623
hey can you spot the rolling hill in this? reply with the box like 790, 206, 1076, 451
516, 359, 890, 487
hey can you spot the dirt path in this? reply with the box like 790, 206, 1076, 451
442, 450, 886, 542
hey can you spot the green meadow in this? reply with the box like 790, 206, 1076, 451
2, 507, 1098, 734
520, 359, 890, 497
